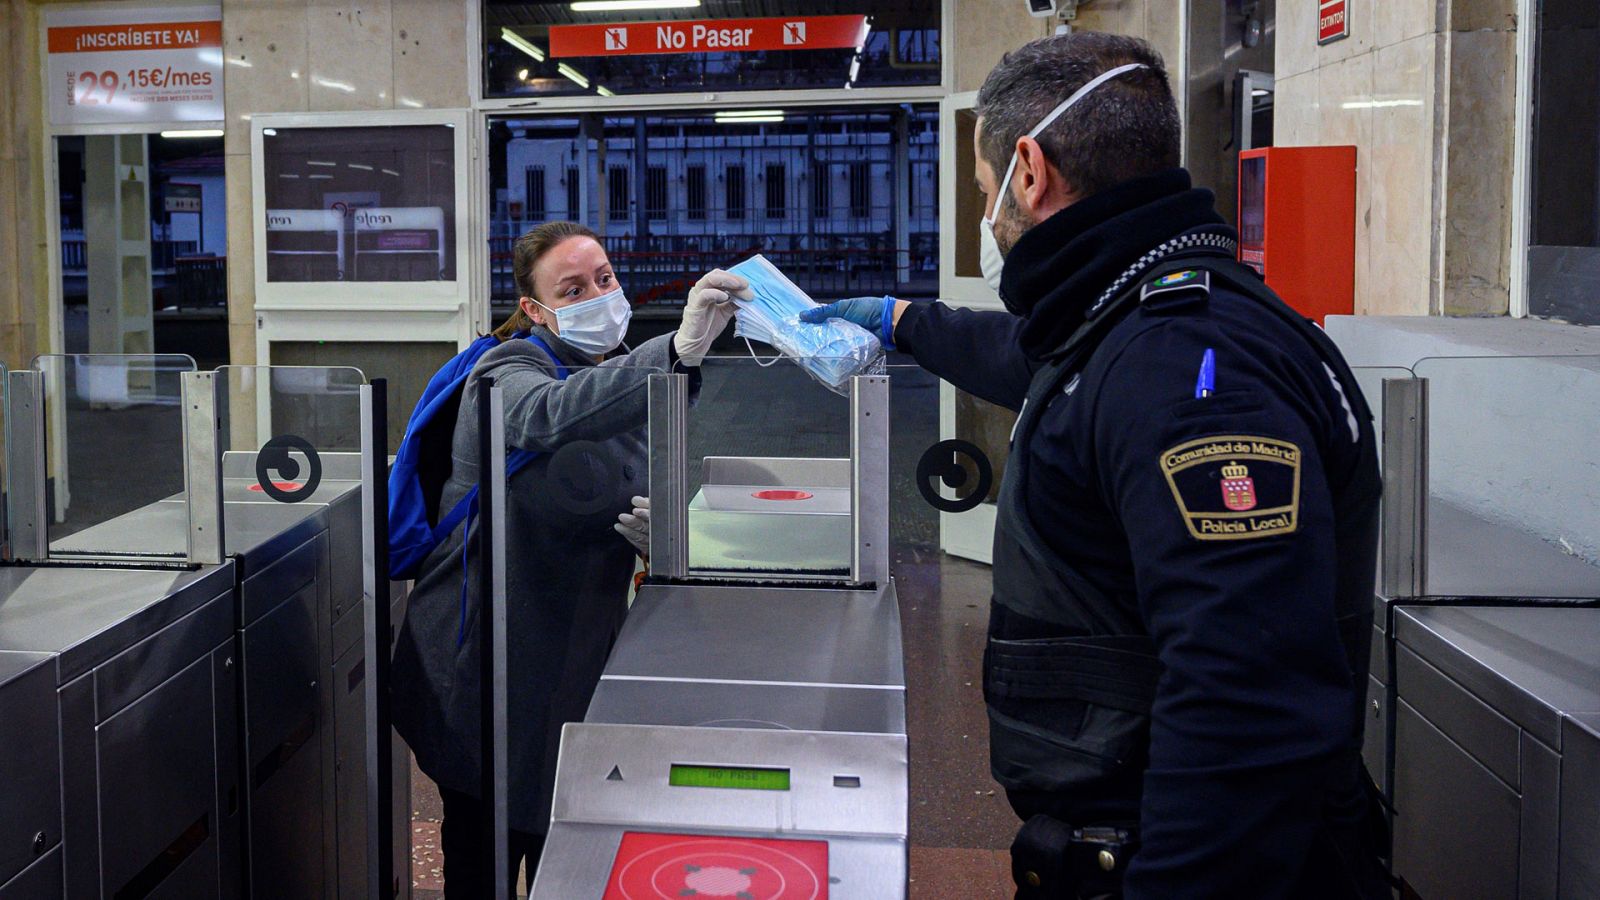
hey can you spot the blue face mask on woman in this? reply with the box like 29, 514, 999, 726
532, 287, 632, 355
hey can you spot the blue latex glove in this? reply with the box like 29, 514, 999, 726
798, 296, 898, 350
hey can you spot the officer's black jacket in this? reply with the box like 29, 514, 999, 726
894, 169, 1383, 897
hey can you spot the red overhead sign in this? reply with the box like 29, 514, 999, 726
1318, 0, 1349, 44
549, 15, 869, 58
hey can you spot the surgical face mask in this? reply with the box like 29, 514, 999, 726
532, 287, 631, 355
978, 62, 1150, 301
728, 254, 884, 396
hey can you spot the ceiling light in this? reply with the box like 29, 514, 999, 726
715, 109, 784, 119
307, 160, 337, 167
1252, 88, 1270, 97
309, 174, 334, 180
716, 114, 783, 125
596, 86, 615, 97
262, 128, 277, 136
570, 0, 701, 11
848, 57, 861, 84
856, 19, 872, 52
557, 63, 590, 89
160, 129, 224, 138
347, 163, 373, 171
501, 27, 546, 62
382, 169, 401, 177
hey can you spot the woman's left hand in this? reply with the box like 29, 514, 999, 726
614, 496, 650, 557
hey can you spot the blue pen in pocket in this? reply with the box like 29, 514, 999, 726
1195, 348, 1215, 399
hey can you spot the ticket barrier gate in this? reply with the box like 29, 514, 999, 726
1357, 359, 1600, 899
435, 364, 911, 899
0, 357, 407, 898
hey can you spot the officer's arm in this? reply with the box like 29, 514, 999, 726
1093, 322, 1354, 898
893, 301, 1034, 411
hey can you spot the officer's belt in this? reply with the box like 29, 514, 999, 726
986, 634, 1161, 715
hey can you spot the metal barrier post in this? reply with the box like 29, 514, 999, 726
478, 377, 511, 900
181, 371, 225, 565
647, 373, 690, 579
5, 370, 46, 561
850, 374, 891, 586
361, 379, 395, 899
1380, 377, 1428, 599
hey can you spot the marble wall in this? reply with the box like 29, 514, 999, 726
220, 0, 471, 365
0, 0, 48, 368
1276, 0, 1518, 317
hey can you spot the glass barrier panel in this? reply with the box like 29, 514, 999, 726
1412, 355, 1600, 599
36, 354, 196, 559
215, 366, 368, 506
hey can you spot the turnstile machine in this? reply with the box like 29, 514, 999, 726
531, 373, 909, 898
1359, 362, 1600, 898
0, 357, 409, 898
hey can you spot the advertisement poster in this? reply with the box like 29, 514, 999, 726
46, 5, 223, 127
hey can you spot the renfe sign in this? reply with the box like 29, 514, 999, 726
549, 15, 869, 58
1318, 0, 1350, 44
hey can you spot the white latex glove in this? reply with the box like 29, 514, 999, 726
614, 496, 650, 558
673, 269, 750, 366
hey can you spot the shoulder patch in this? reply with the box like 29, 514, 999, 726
1140, 268, 1210, 312
1159, 435, 1301, 541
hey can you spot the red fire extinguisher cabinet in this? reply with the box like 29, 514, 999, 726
1237, 146, 1357, 324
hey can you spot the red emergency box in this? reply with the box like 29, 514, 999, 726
1237, 146, 1357, 323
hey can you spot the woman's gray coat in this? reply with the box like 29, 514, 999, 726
391, 326, 677, 834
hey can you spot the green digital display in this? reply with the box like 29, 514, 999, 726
669, 764, 791, 791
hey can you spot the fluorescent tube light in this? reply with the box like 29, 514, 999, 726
570, 0, 701, 11
307, 160, 337, 167
347, 163, 374, 171
716, 115, 783, 125
557, 63, 590, 88
309, 174, 334, 180
596, 86, 616, 97
382, 169, 401, 177
715, 109, 784, 119
160, 129, 223, 138
501, 27, 546, 62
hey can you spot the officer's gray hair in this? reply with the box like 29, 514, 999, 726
975, 33, 1180, 199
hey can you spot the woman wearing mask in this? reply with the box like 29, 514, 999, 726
390, 221, 745, 896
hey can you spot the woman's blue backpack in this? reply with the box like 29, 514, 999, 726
387, 332, 568, 580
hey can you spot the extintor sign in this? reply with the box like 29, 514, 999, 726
549, 15, 869, 58
1318, 0, 1350, 45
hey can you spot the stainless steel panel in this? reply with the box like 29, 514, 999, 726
1561, 714, 1600, 900
1381, 377, 1427, 599
850, 375, 890, 585
182, 371, 225, 565
0, 563, 234, 684
603, 583, 904, 687
240, 532, 319, 626
57, 672, 97, 898
1395, 643, 1520, 788
334, 643, 369, 899
1397, 606, 1600, 749
242, 583, 325, 899
97, 654, 220, 898
533, 822, 905, 900
4, 371, 46, 562
549, 723, 908, 839
688, 498, 853, 576
648, 374, 690, 578
0, 847, 60, 899
1518, 732, 1560, 900
588, 677, 906, 735
94, 591, 232, 723
1361, 674, 1387, 798
1393, 699, 1519, 900
0, 652, 58, 887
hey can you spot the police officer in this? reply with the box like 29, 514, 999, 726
806, 33, 1390, 899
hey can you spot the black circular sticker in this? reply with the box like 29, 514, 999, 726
546, 440, 617, 516
916, 439, 994, 513
255, 435, 322, 503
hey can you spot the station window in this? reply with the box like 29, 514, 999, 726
849, 162, 871, 220
813, 162, 832, 218
484, 105, 939, 320
726, 165, 747, 221
647, 166, 669, 221
260, 124, 456, 283
686, 165, 707, 220
483, 1, 941, 100
607, 165, 630, 221
765, 164, 787, 220
525, 166, 547, 219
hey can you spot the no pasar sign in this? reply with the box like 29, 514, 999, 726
549, 15, 869, 58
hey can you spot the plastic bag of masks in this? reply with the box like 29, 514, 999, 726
729, 254, 885, 396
